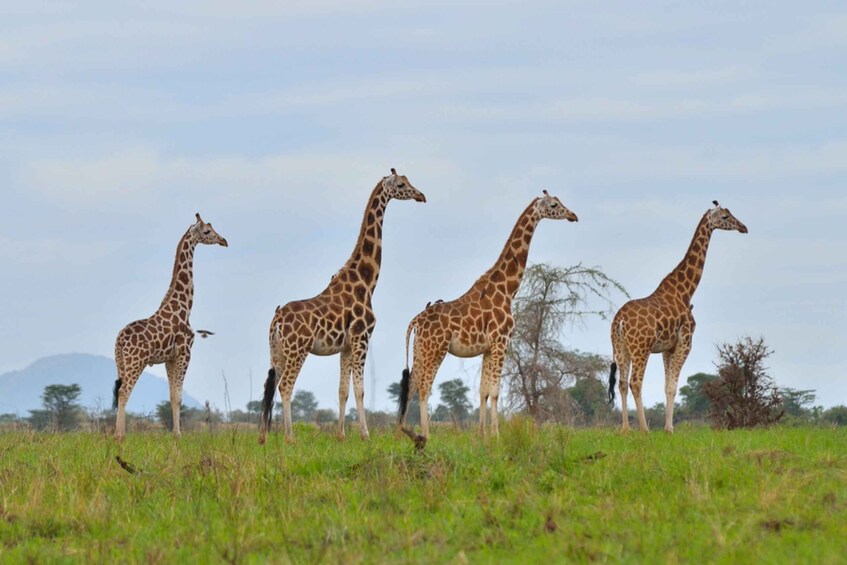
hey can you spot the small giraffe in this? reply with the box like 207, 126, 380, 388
398, 191, 578, 440
608, 201, 747, 433
113, 213, 228, 440
259, 169, 426, 444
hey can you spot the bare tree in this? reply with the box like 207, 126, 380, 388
705, 336, 784, 429
503, 263, 628, 422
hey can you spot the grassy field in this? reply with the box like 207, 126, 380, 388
0, 422, 845, 563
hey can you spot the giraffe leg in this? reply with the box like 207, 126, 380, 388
337, 349, 352, 440
629, 353, 650, 432
278, 351, 308, 442
616, 354, 632, 432
484, 342, 508, 438
349, 335, 371, 441
664, 327, 693, 433
115, 359, 145, 441
417, 377, 433, 439
165, 351, 191, 439
478, 355, 490, 436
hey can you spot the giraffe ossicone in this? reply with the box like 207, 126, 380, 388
398, 191, 578, 442
113, 213, 228, 440
608, 202, 747, 433
258, 169, 426, 444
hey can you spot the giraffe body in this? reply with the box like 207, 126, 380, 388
399, 192, 578, 440
259, 170, 426, 444
608, 202, 747, 433
113, 214, 227, 440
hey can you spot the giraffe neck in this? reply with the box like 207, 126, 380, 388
655, 213, 713, 304
341, 183, 388, 295
486, 202, 540, 298
157, 229, 196, 323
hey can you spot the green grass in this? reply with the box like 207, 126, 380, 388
1, 422, 845, 563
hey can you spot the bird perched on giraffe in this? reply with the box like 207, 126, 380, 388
259, 169, 426, 444
113, 213, 228, 440
398, 190, 578, 443
608, 200, 748, 433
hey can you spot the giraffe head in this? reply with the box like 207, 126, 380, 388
706, 201, 748, 234
536, 190, 578, 222
191, 213, 229, 247
381, 168, 426, 203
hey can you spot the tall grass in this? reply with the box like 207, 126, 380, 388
0, 425, 845, 563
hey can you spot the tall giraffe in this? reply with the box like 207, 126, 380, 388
259, 169, 426, 444
398, 191, 578, 440
608, 201, 747, 433
113, 213, 228, 440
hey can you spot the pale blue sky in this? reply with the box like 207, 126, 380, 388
2, 1, 846, 414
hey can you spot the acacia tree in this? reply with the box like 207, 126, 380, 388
290, 390, 318, 422
678, 373, 717, 420
705, 336, 783, 429
502, 263, 627, 423
438, 378, 472, 427
39, 384, 83, 431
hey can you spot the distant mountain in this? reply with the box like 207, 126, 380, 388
0, 353, 202, 416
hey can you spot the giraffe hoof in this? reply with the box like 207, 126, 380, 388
284, 435, 295, 445
665, 427, 675, 434
360, 431, 370, 441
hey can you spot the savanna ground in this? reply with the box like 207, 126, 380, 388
0, 423, 845, 563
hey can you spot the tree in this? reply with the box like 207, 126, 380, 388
431, 404, 450, 423
438, 379, 472, 427
678, 373, 717, 420
156, 401, 189, 432
39, 384, 83, 431
822, 405, 847, 426
291, 390, 318, 422
246, 401, 262, 422
705, 337, 783, 429
567, 374, 615, 425
388, 381, 420, 426
315, 408, 336, 424
779, 388, 816, 420
502, 263, 627, 423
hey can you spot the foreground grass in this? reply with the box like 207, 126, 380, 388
0, 423, 845, 563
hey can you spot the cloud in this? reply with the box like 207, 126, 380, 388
18, 148, 458, 214
0, 236, 118, 267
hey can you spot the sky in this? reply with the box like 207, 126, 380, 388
2, 1, 846, 416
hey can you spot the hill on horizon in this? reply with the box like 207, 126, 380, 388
0, 353, 202, 416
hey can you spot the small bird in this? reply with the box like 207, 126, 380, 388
197, 330, 215, 339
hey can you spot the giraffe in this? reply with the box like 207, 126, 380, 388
112, 213, 228, 440
258, 169, 426, 444
608, 201, 748, 433
398, 191, 578, 441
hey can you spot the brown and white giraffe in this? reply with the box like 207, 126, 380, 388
398, 191, 578, 440
608, 201, 747, 433
258, 169, 426, 444
113, 213, 228, 440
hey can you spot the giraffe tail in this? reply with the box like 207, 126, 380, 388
608, 362, 617, 405
261, 368, 278, 431
398, 368, 411, 423
113, 343, 124, 411
404, 317, 417, 371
